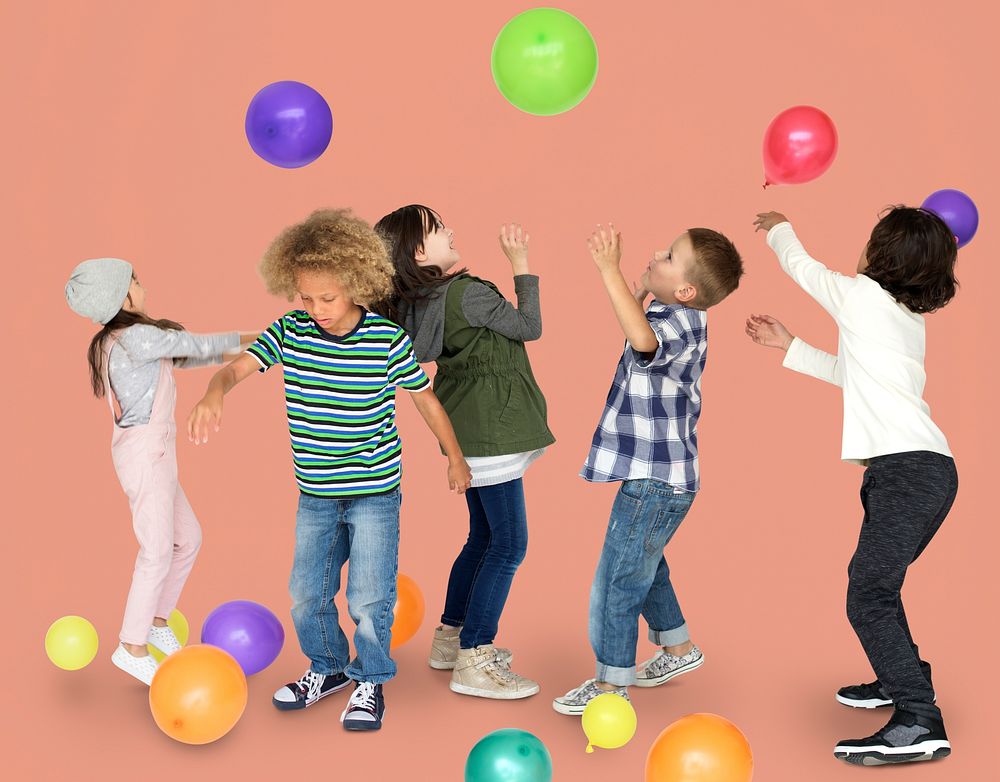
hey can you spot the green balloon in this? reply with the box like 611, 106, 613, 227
491, 8, 598, 116
465, 729, 553, 782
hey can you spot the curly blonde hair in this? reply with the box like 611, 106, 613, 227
259, 209, 394, 305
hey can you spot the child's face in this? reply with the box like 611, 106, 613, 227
123, 275, 146, 314
296, 269, 359, 335
415, 216, 460, 273
641, 232, 697, 305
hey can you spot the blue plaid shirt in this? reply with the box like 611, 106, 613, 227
581, 302, 707, 492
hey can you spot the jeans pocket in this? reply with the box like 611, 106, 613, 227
619, 480, 645, 501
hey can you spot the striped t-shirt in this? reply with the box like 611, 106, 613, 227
247, 310, 430, 498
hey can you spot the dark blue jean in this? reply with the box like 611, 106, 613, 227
441, 479, 528, 649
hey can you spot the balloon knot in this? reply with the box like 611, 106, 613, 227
586, 744, 594, 754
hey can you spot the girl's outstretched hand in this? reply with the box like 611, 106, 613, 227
499, 223, 530, 273
753, 212, 789, 233
188, 393, 223, 444
746, 314, 794, 351
448, 458, 473, 495
587, 223, 623, 274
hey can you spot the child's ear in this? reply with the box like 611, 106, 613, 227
676, 284, 697, 303
414, 244, 427, 262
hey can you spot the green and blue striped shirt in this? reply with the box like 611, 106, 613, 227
248, 310, 430, 498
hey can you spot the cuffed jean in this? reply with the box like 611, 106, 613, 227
589, 479, 696, 686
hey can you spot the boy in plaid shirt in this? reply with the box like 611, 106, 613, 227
554, 223, 743, 715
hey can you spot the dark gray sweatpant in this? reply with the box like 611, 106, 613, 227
847, 451, 958, 721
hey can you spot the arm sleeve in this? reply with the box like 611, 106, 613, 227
767, 222, 853, 318
387, 331, 431, 392
461, 275, 542, 341
119, 325, 239, 365
245, 318, 286, 372
630, 311, 685, 368
782, 336, 842, 387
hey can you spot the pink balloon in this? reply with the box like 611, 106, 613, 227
762, 106, 838, 187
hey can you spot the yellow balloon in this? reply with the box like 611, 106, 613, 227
45, 616, 99, 670
582, 693, 638, 753
148, 609, 189, 662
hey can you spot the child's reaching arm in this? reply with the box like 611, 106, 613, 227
175, 331, 261, 368
461, 223, 541, 341
754, 212, 853, 318
119, 324, 241, 366
587, 223, 658, 354
746, 314, 842, 387
187, 353, 260, 443
408, 389, 472, 494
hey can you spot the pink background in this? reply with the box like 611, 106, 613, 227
7, 1, 996, 779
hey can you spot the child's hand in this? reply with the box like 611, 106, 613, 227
499, 223, 530, 274
745, 314, 794, 351
753, 212, 789, 233
188, 393, 224, 444
587, 223, 623, 274
448, 459, 473, 494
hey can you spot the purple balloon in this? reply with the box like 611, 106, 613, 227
921, 189, 979, 248
245, 81, 333, 168
201, 600, 284, 675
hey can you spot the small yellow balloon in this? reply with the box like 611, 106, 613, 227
148, 609, 189, 662
582, 693, 637, 753
45, 616, 99, 670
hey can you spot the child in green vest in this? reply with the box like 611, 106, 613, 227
375, 205, 554, 700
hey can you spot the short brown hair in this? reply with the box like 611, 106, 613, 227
686, 228, 744, 309
259, 208, 394, 305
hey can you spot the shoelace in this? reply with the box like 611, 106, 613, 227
472, 652, 516, 683
295, 671, 324, 700
347, 682, 378, 713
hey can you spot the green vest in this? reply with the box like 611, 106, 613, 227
433, 275, 555, 456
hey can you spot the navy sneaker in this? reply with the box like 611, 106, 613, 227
341, 681, 385, 731
272, 669, 351, 711
834, 710, 951, 765
836, 680, 893, 709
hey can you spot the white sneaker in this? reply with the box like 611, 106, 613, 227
147, 625, 183, 656
635, 645, 704, 688
112, 644, 159, 686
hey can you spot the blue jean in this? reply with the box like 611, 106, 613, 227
441, 479, 528, 648
589, 479, 696, 686
289, 489, 400, 684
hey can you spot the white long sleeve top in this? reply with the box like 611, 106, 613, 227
767, 222, 951, 465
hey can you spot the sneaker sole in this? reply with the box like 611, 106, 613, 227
834, 740, 951, 765
634, 654, 704, 688
450, 681, 539, 700
272, 678, 352, 711
551, 700, 587, 716
111, 655, 155, 686
835, 693, 893, 709
342, 712, 384, 731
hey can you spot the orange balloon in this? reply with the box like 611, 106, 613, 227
645, 713, 753, 782
389, 573, 425, 649
149, 644, 248, 745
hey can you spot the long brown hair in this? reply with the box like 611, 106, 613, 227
372, 204, 467, 323
87, 307, 183, 398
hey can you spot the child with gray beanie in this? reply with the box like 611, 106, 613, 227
65, 258, 258, 685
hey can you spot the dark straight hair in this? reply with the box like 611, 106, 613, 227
863, 206, 959, 314
372, 204, 467, 323
86, 306, 183, 399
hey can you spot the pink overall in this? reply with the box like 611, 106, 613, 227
102, 337, 202, 645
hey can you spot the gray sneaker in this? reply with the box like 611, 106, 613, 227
552, 679, 630, 715
635, 645, 704, 688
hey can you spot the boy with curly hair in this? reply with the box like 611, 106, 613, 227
188, 209, 471, 731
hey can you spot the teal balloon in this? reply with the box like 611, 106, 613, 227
465, 729, 553, 782
491, 8, 598, 116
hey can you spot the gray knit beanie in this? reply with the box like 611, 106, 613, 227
65, 258, 134, 324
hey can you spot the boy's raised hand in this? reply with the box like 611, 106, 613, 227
745, 314, 794, 351
587, 223, 623, 274
753, 212, 789, 233
499, 223, 530, 273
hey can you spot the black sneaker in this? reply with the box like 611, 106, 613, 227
340, 681, 385, 731
834, 710, 951, 765
836, 680, 893, 709
272, 669, 351, 711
